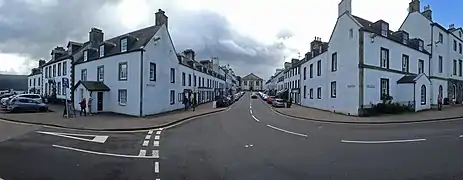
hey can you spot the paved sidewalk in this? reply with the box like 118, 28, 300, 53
273, 104, 463, 124
0, 102, 227, 130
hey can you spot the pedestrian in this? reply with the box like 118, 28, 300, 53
88, 97, 93, 115
438, 94, 443, 111
192, 95, 196, 111
183, 94, 189, 111
79, 98, 87, 116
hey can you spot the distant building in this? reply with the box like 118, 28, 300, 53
241, 73, 263, 91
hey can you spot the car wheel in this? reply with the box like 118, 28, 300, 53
39, 107, 47, 112
11, 107, 20, 113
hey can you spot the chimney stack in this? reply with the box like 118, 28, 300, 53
89, 28, 104, 46
155, 9, 168, 28
38, 59, 46, 67
449, 24, 455, 31
421, 5, 432, 21
338, 0, 352, 17
408, 0, 420, 13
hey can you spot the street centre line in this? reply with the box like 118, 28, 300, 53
145, 135, 151, 140
251, 114, 260, 122
155, 162, 160, 173
153, 140, 160, 147
138, 150, 146, 156
266, 124, 308, 137
53, 145, 158, 159
142, 140, 149, 146
156, 131, 161, 135
154, 135, 160, 140
250, 109, 253, 114
148, 130, 153, 135
458, 135, 463, 138
341, 139, 426, 144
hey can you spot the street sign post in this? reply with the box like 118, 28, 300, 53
62, 78, 69, 119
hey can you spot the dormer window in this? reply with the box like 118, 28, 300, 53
99, 45, 104, 57
402, 32, 409, 44
419, 40, 424, 51
83, 50, 88, 62
120, 38, 128, 52
381, 23, 388, 37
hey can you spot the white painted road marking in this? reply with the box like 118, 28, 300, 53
145, 135, 151, 140
155, 162, 159, 173
341, 139, 426, 144
154, 135, 160, 140
156, 131, 161, 135
53, 145, 158, 159
251, 114, 260, 122
138, 150, 146, 156
458, 135, 463, 138
36, 131, 108, 143
152, 150, 159, 158
153, 140, 160, 147
148, 130, 153, 135
250, 109, 253, 114
142, 140, 149, 146
266, 124, 308, 137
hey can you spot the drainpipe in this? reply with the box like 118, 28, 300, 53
139, 50, 144, 117
429, 24, 434, 105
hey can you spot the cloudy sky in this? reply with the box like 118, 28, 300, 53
0, 0, 430, 79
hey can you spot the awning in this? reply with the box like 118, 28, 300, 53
74, 80, 110, 91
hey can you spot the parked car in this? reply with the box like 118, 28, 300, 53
267, 96, 275, 104
13, 94, 43, 103
6, 97, 48, 113
1, 95, 17, 109
272, 98, 285, 108
251, 93, 258, 99
216, 95, 231, 107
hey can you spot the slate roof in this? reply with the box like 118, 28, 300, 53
397, 75, 418, 84
74, 25, 162, 65
352, 15, 430, 55
0, 74, 28, 91
242, 73, 262, 80
74, 81, 110, 91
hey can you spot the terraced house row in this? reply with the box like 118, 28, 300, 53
27, 9, 238, 116
265, 0, 463, 116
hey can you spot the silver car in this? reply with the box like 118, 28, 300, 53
7, 97, 48, 113
272, 98, 285, 108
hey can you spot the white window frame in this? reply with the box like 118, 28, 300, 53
330, 81, 336, 98
150, 63, 156, 81
99, 45, 104, 57
121, 38, 128, 52
380, 48, 389, 68
349, 28, 353, 38
317, 87, 321, 99
380, 78, 389, 99
331, 53, 337, 72
118, 89, 127, 106
83, 50, 88, 62
97, 66, 104, 82
119, 62, 128, 81
438, 56, 443, 73
81, 69, 87, 81
381, 23, 388, 37
170, 90, 175, 105
420, 85, 426, 105
63, 61, 67, 76
170, 68, 175, 83
402, 54, 409, 73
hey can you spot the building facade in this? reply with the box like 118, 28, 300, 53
241, 73, 263, 91
71, 9, 233, 116
294, 0, 432, 116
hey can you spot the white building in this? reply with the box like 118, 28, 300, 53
399, 0, 463, 106
299, 0, 431, 116
41, 41, 89, 101
72, 9, 228, 116
241, 73, 263, 91
283, 58, 302, 104
27, 60, 45, 94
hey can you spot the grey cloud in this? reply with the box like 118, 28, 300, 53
276, 29, 294, 40
0, 0, 290, 79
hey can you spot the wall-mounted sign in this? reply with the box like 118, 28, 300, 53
366, 85, 375, 88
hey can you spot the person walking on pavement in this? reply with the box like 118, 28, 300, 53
438, 94, 443, 111
192, 94, 197, 111
88, 97, 93, 115
183, 94, 189, 111
79, 98, 87, 116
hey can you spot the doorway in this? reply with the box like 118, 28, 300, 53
97, 92, 103, 111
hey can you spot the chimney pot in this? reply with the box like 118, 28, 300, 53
155, 9, 168, 28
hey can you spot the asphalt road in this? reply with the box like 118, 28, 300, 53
2, 94, 463, 179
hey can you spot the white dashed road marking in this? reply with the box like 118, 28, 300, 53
145, 135, 151, 140
148, 130, 153, 135
138, 150, 147, 156
251, 114, 260, 122
341, 139, 426, 144
155, 162, 160, 173
154, 135, 160, 140
152, 150, 159, 158
142, 140, 149, 146
153, 141, 160, 147
53, 145, 158, 159
266, 124, 308, 137
156, 131, 162, 135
